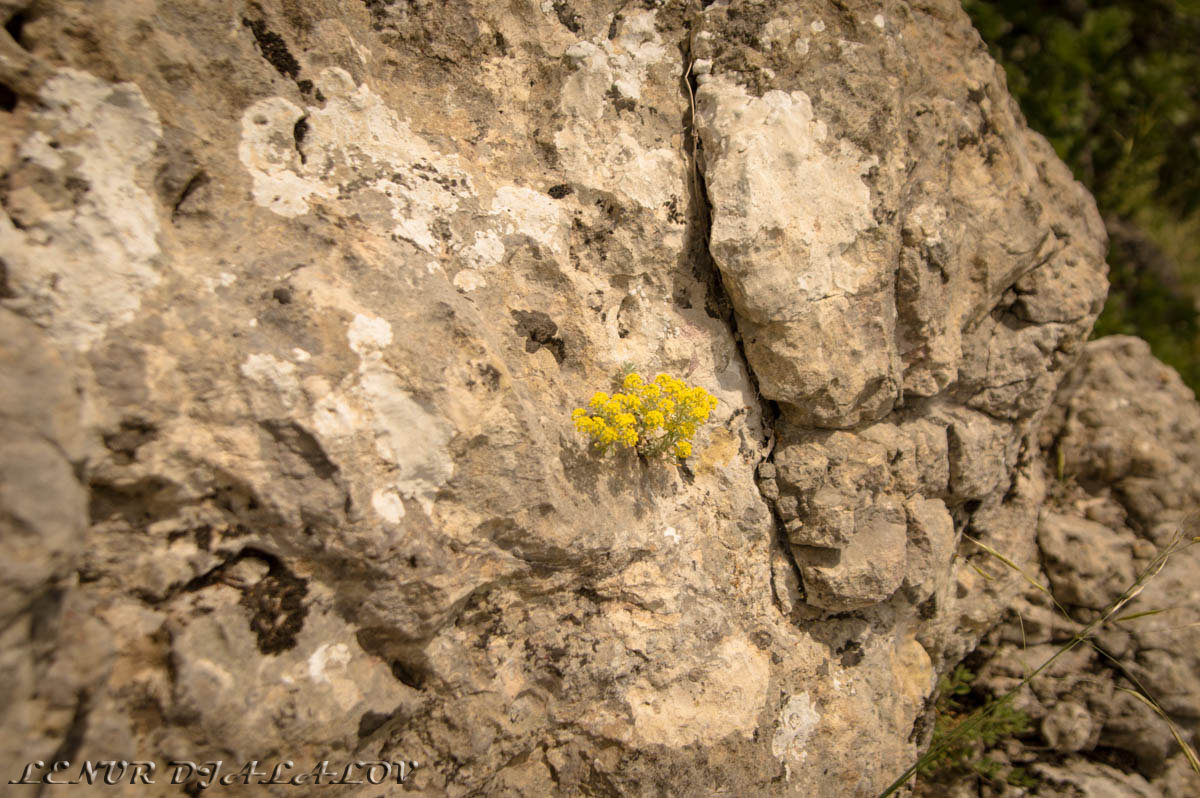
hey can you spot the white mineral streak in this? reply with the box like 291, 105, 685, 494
772, 692, 821, 762
0, 69, 163, 350
239, 67, 471, 254
627, 636, 770, 747
492, 185, 566, 255
239, 353, 302, 408
552, 10, 685, 210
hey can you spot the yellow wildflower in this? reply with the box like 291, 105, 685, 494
574, 370, 714, 461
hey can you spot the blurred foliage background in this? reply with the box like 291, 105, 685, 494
963, 0, 1200, 394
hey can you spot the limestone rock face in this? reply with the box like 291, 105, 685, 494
0, 0, 1122, 796
692, 2, 1106, 429
957, 337, 1200, 795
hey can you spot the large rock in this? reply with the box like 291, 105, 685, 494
960, 337, 1200, 792
0, 0, 1116, 795
693, 1, 1105, 428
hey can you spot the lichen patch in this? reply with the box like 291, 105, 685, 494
0, 69, 163, 351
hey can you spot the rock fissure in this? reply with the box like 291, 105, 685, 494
682, 24, 797, 605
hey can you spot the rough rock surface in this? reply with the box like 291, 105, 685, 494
923, 337, 1200, 796
0, 0, 1146, 796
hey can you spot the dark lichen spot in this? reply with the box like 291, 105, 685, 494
605, 85, 637, 113
242, 17, 301, 81
511, 309, 566, 364
607, 11, 623, 39
552, 1, 582, 33
0, 257, 14, 298
292, 116, 308, 163
836, 639, 864, 667
296, 79, 313, 95
64, 175, 90, 202
272, 286, 293, 304
0, 82, 16, 112
240, 562, 308, 655
467, 362, 501, 391
362, 0, 396, 25
548, 183, 573, 199
102, 417, 158, 464
357, 710, 391, 738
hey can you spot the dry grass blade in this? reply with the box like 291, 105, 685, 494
1087, 642, 1197, 778
1114, 607, 1176, 623
969, 561, 995, 582
881, 531, 1197, 796
963, 534, 1066, 614
1116, 688, 1200, 775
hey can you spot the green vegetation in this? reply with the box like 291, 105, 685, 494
963, 0, 1200, 392
918, 665, 1036, 788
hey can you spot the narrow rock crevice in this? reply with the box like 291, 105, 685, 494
681, 29, 774, 442
35, 690, 90, 798
170, 170, 208, 222
4, 7, 28, 50
681, 27, 802, 602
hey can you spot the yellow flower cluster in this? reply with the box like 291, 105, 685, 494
572, 370, 718, 460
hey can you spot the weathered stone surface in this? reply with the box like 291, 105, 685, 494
697, 74, 899, 427
903, 496, 956, 604
1047, 336, 1200, 533
0, 0, 1159, 796
1032, 759, 1163, 798
693, 0, 1106, 428
1041, 700, 1097, 754
1038, 511, 1137, 610
955, 337, 1200, 793
794, 496, 908, 610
